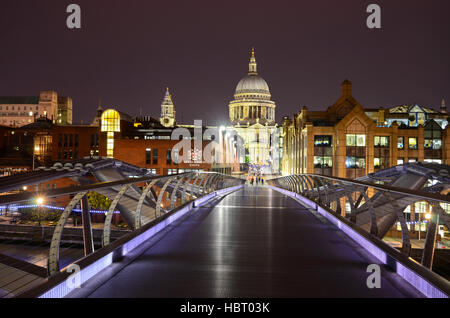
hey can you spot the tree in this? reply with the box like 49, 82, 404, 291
88, 192, 112, 210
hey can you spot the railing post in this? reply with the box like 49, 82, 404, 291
422, 207, 439, 270
383, 191, 411, 256
81, 194, 94, 256
48, 191, 88, 276
103, 184, 132, 246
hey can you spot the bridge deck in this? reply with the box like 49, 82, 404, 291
73, 186, 419, 298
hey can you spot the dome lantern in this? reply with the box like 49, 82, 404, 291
248, 47, 258, 75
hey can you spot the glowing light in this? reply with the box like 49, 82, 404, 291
36, 197, 45, 205
22, 186, 28, 191
425, 213, 432, 220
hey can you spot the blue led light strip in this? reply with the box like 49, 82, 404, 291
0, 204, 120, 214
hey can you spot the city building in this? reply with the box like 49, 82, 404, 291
0, 86, 237, 177
0, 116, 100, 175
281, 80, 450, 178
57, 96, 73, 125
0, 90, 73, 127
228, 49, 279, 175
102, 101, 234, 175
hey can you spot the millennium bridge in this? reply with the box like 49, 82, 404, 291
0, 158, 449, 298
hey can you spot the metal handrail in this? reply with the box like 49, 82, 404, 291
0, 171, 239, 206
273, 173, 450, 204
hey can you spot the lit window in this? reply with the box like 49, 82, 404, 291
314, 156, 332, 168
397, 158, 404, 165
424, 139, 442, 150
374, 158, 380, 167
346, 134, 366, 147
374, 136, 389, 147
106, 132, 114, 158
408, 138, 418, 150
146, 148, 151, 164
346, 157, 365, 169
101, 109, 121, 132
397, 137, 404, 149
314, 136, 332, 147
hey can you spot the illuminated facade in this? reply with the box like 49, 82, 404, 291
228, 49, 279, 175
101, 109, 121, 158
281, 80, 450, 178
0, 91, 73, 127
160, 87, 176, 128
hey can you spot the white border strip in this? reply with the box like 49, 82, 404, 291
38, 185, 243, 298
269, 185, 449, 299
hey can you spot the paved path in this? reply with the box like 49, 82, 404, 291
76, 186, 419, 298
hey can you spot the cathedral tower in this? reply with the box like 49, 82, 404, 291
160, 87, 176, 127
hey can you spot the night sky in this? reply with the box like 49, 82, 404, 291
1, 0, 449, 125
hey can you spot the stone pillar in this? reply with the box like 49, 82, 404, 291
392, 122, 398, 166
306, 124, 314, 174
418, 124, 424, 162
336, 128, 346, 178
367, 128, 374, 174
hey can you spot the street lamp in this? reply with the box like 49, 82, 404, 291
36, 196, 45, 227
36, 197, 45, 206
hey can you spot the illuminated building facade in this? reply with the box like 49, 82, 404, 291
160, 87, 176, 128
0, 91, 73, 127
281, 80, 450, 178
101, 109, 121, 158
228, 49, 279, 175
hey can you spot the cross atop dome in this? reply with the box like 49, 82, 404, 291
248, 47, 258, 75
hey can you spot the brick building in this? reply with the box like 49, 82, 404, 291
281, 80, 450, 178
99, 109, 233, 175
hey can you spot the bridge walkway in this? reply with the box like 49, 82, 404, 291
70, 186, 420, 298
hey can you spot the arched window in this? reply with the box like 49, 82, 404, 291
101, 109, 121, 132
101, 109, 121, 158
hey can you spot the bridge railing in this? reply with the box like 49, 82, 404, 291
269, 174, 450, 297
0, 171, 244, 298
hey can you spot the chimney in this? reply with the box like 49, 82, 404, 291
441, 98, 446, 114
341, 79, 352, 97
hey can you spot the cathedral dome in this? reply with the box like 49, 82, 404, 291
228, 48, 276, 127
235, 75, 270, 94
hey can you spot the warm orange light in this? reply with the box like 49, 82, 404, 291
425, 213, 432, 220
36, 197, 45, 205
